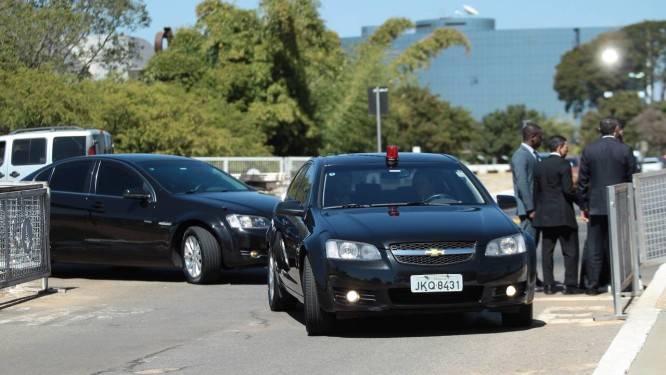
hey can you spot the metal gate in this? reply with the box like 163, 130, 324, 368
633, 170, 666, 264
0, 183, 50, 289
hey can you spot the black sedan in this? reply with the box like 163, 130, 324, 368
267, 150, 536, 335
24, 154, 279, 283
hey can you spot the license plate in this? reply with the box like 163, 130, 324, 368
410, 274, 463, 293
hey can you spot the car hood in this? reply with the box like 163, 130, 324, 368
182, 191, 279, 217
320, 205, 517, 247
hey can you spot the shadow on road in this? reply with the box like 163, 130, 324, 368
286, 309, 546, 338
52, 264, 268, 285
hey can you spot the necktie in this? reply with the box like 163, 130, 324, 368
533, 151, 540, 162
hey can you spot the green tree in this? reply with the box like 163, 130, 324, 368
322, 18, 470, 154
475, 105, 575, 161
554, 21, 666, 116
579, 91, 645, 146
0, 0, 150, 77
630, 105, 666, 155
382, 85, 477, 157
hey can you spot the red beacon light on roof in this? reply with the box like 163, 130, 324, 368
386, 145, 399, 166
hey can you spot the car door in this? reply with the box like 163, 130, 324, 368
48, 159, 96, 263
8, 137, 48, 181
279, 163, 315, 294
88, 160, 170, 266
0, 140, 7, 180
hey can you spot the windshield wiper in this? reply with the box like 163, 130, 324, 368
326, 203, 371, 209
185, 184, 202, 194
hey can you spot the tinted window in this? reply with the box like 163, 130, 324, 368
11, 138, 46, 166
53, 136, 86, 161
34, 167, 53, 182
136, 159, 247, 194
0, 141, 5, 166
96, 161, 147, 197
287, 164, 313, 204
322, 164, 486, 208
50, 160, 92, 193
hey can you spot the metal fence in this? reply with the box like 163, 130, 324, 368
607, 183, 641, 318
633, 170, 666, 264
0, 183, 51, 289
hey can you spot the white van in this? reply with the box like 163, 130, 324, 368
0, 127, 113, 182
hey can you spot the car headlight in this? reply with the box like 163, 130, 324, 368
226, 214, 270, 230
485, 234, 526, 256
325, 240, 381, 261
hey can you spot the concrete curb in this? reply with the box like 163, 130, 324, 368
593, 263, 666, 375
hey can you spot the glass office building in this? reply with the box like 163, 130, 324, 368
342, 18, 614, 120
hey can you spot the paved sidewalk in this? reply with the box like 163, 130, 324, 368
628, 288, 666, 375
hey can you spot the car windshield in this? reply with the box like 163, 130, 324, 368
321, 164, 486, 208
136, 159, 249, 194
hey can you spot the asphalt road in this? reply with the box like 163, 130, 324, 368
1, 250, 622, 375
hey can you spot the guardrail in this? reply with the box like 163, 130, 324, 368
0, 182, 51, 290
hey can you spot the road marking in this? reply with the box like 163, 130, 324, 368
534, 295, 612, 302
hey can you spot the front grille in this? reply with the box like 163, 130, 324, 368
389, 286, 483, 305
389, 241, 475, 251
394, 253, 473, 265
389, 241, 476, 266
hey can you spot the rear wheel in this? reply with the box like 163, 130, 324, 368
268, 241, 295, 311
303, 256, 335, 336
502, 303, 533, 327
181, 226, 221, 284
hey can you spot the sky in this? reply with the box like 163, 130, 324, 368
134, 0, 666, 42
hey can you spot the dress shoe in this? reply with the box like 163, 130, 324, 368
563, 286, 584, 295
585, 288, 602, 296
544, 284, 557, 295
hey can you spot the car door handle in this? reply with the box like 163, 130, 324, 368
9, 171, 20, 178
91, 201, 104, 210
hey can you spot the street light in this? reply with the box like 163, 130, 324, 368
600, 47, 620, 67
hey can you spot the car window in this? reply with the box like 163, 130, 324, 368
52, 136, 86, 161
322, 163, 486, 208
34, 167, 54, 182
287, 164, 313, 204
50, 160, 93, 193
0, 141, 5, 166
96, 161, 147, 197
136, 159, 248, 194
11, 138, 46, 166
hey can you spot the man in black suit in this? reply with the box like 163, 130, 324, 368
578, 118, 637, 295
533, 136, 583, 294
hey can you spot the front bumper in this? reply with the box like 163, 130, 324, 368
320, 251, 535, 316
222, 228, 269, 267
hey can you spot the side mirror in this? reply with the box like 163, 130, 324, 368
276, 200, 305, 217
123, 188, 151, 201
497, 195, 517, 211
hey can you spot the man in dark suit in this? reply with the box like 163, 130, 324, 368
533, 136, 583, 295
578, 118, 637, 295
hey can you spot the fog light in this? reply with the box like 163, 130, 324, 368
346, 290, 360, 303
506, 285, 517, 297
250, 251, 259, 258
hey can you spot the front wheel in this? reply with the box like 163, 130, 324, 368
181, 226, 221, 284
268, 242, 295, 311
303, 256, 335, 336
502, 303, 533, 327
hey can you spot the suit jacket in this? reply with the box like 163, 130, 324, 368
578, 137, 637, 215
533, 155, 580, 228
511, 145, 538, 216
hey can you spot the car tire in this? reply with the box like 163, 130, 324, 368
502, 303, 533, 327
181, 226, 221, 284
268, 242, 295, 311
303, 256, 335, 336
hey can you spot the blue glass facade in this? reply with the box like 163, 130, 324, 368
342, 18, 615, 120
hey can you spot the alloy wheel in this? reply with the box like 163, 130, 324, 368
184, 235, 203, 279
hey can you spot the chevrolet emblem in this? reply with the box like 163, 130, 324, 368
425, 248, 445, 257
